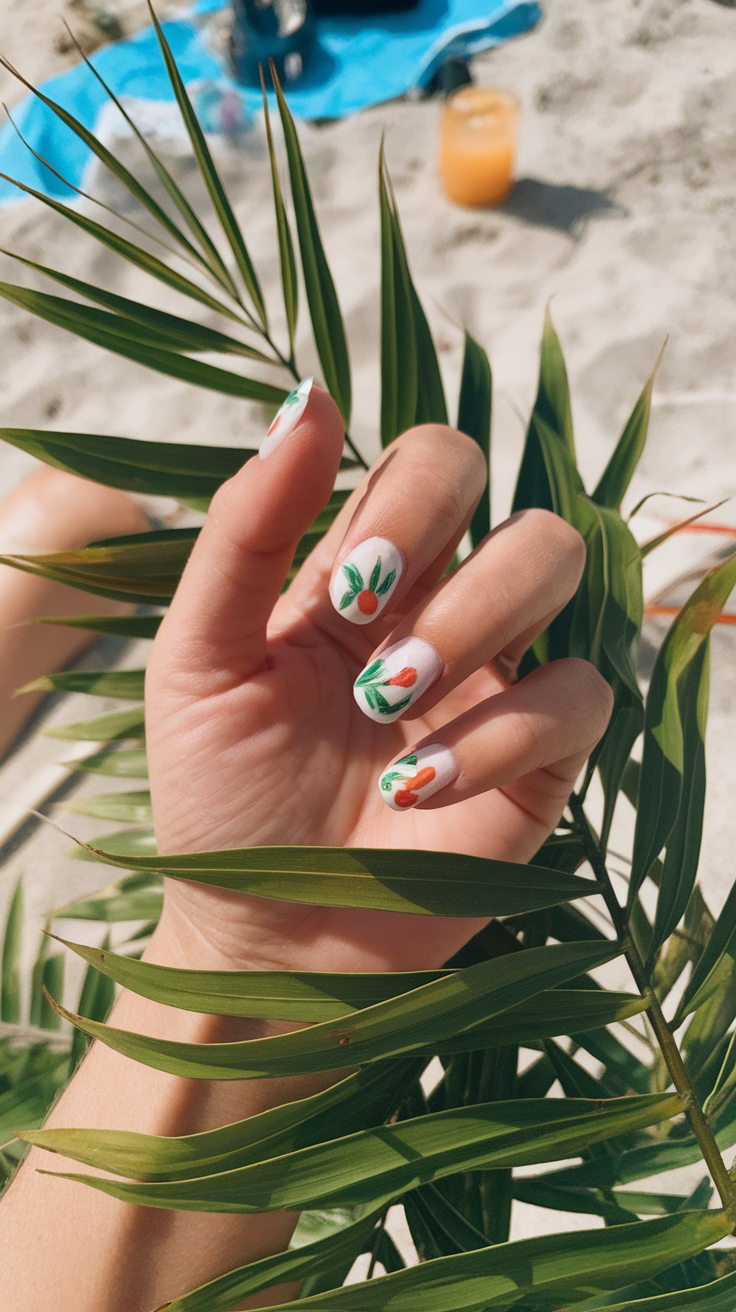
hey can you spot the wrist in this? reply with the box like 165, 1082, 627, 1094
149, 877, 319, 975
126, 888, 346, 1117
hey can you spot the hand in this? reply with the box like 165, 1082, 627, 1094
0, 389, 613, 1312
145, 384, 612, 976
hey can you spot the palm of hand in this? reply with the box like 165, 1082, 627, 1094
150, 601, 523, 853
147, 592, 564, 976
145, 394, 606, 974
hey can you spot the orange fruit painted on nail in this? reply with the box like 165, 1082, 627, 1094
406, 767, 436, 791
395, 765, 436, 808
357, 590, 379, 615
387, 666, 417, 687
395, 790, 419, 808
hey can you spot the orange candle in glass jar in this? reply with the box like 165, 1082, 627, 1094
440, 87, 519, 208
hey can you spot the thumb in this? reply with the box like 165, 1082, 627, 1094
153, 380, 344, 690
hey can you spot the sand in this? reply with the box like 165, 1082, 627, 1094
1, 0, 736, 1244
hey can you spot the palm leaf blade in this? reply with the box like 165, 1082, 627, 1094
379, 145, 418, 445
46, 1094, 681, 1214
0, 170, 244, 321
44, 705, 145, 742
19, 669, 145, 700
261, 68, 298, 355
33, 614, 162, 639
68, 843, 600, 918
1, 878, 24, 1024
44, 942, 620, 1079
457, 330, 492, 546
59, 32, 242, 297
512, 307, 575, 514
24, 1059, 425, 1181
64, 791, 153, 824
593, 343, 665, 509
0, 282, 287, 403
147, 3, 267, 326
0, 427, 254, 499
272, 66, 351, 426
0, 53, 226, 278
49, 938, 643, 1038
630, 552, 736, 904
2, 249, 272, 360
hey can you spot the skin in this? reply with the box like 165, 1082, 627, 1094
1, 390, 612, 1311
0, 466, 148, 758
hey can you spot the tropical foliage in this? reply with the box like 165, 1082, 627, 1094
2, 8, 736, 1308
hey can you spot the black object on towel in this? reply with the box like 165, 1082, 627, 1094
311, 0, 420, 13
230, 0, 316, 87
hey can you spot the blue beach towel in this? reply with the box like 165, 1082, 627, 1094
0, 0, 540, 209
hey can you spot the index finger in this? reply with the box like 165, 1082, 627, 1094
153, 380, 344, 690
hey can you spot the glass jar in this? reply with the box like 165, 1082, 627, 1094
439, 86, 519, 208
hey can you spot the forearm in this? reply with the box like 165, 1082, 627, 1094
1, 915, 338, 1312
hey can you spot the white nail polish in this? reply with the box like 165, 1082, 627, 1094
259, 377, 314, 460
378, 744, 458, 811
353, 636, 442, 724
330, 536, 403, 625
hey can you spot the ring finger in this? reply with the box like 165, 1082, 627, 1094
353, 506, 585, 724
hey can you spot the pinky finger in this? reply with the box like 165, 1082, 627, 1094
377, 659, 613, 818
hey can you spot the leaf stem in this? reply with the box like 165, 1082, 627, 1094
569, 792, 736, 1213
257, 339, 369, 469
343, 430, 369, 470
259, 331, 299, 379
366, 1213, 386, 1280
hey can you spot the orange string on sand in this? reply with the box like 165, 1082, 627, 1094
642, 521, 736, 623
675, 523, 736, 536
644, 605, 736, 625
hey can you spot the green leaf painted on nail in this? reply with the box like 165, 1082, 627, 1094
342, 562, 363, 593
339, 590, 357, 611
364, 687, 377, 710
369, 558, 382, 592
356, 660, 385, 687
382, 694, 412, 716
376, 568, 396, 596
380, 772, 403, 791
395, 754, 418, 768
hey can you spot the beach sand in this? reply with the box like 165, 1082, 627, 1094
1, 0, 736, 1244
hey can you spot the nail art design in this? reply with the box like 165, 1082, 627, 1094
329, 536, 403, 625
259, 377, 314, 460
353, 636, 442, 724
379, 744, 458, 811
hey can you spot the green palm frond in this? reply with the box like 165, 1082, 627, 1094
1, 26, 736, 1311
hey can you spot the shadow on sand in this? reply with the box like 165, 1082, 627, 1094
500, 177, 624, 236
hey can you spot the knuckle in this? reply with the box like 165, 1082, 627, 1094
399, 424, 487, 504
434, 473, 473, 536
515, 507, 586, 567
545, 509, 585, 554
451, 427, 488, 487
562, 658, 614, 725
513, 509, 586, 604
511, 708, 543, 760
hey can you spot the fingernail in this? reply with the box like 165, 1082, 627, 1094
353, 636, 442, 724
330, 536, 403, 625
259, 377, 314, 460
378, 744, 458, 811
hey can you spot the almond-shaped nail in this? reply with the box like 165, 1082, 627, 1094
259, 377, 314, 460
330, 536, 403, 625
378, 744, 458, 811
353, 636, 442, 724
